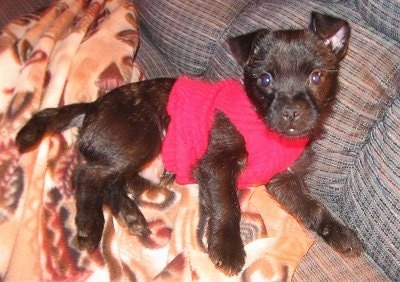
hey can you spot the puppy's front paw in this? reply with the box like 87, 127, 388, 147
208, 232, 246, 276
76, 210, 105, 252
319, 221, 363, 257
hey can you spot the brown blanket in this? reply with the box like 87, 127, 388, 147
0, 0, 313, 280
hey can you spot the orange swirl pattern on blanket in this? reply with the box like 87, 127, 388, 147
0, 1, 313, 281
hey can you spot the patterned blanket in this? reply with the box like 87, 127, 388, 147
0, 0, 313, 280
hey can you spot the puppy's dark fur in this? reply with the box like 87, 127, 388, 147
16, 12, 362, 275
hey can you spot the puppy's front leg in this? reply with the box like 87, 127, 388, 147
267, 149, 363, 256
194, 111, 247, 276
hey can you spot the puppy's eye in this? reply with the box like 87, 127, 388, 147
259, 73, 272, 87
310, 71, 323, 85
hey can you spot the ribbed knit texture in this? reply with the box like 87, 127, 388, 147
162, 77, 308, 188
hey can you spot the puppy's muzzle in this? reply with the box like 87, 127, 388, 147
281, 104, 302, 122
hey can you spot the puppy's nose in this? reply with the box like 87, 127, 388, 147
282, 106, 301, 121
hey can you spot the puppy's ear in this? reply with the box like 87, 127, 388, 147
309, 11, 350, 60
227, 30, 268, 66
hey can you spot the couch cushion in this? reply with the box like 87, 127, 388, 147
354, 0, 400, 42
136, 0, 250, 76
340, 95, 400, 280
294, 236, 388, 281
135, 29, 181, 79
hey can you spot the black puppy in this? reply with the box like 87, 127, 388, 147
16, 12, 362, 275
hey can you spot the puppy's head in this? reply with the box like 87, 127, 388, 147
228, 12, 350, 138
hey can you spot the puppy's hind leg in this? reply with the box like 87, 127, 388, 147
73, 163, 107, 252
103, 173, 152, 237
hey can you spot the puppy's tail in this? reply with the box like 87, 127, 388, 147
16, 103, 88, 153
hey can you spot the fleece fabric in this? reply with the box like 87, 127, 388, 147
161, 77, 309, 188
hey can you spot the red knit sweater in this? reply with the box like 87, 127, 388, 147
161, 77, 308, 188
